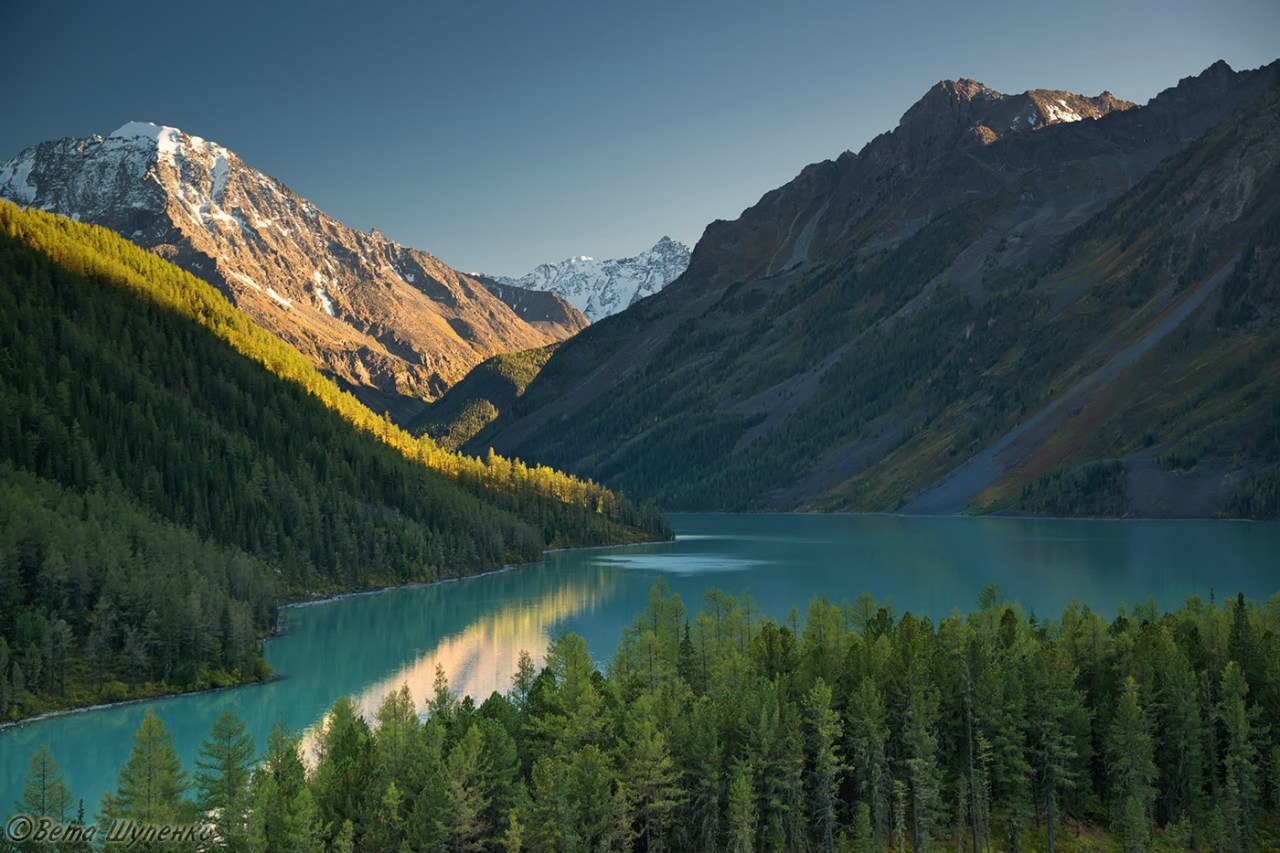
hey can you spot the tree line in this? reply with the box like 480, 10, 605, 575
10, 585, 1278, 851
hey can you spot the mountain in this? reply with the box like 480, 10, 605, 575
0, 201, 668, 719
488, 236, 691, 322
469, 60, 1280, 518
472, 275, 589, 339
0, 122, 580, 422
406, 345, 559, 450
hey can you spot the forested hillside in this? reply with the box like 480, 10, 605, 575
0, 202, 667, 721
407, 345, 559, 451
16, 586, 1279, 851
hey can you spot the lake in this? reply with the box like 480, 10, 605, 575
2, 512, 1277, 817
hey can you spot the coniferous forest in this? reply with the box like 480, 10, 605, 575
0, 202, 668, 721
9, 585, 1278, 852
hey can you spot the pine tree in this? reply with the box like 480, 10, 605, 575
194, 708, 255, 852
373, 684, 425, 794
247, 723, 308, 851
1106, 677, 1157, 852
332, 818, 355, 853
848, 675, 891, 845
677, 697, 723, 851
1026, 646, 1082, 853
1218, 662, 1262, 852
902, 682, 941, 852
1154, 652, 1205, 827
311, 696, 374, 846
726, 760, 756, 853
619, 695, 683, 851
805, 678, 845, 853
522, 756, 575, 851
537, 632, 607, 755
566, 745, 624, 850
442, 724, 491, 851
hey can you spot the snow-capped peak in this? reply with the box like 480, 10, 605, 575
489, 237, 691, 322
110, 121, 173, 140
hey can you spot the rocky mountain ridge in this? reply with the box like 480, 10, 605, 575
0, 122, 585, 420
488, 236, 690, 322
469, 59, 1280, 517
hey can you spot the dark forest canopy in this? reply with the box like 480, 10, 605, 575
11, 587, 1279, 852
0, 202, 667, 721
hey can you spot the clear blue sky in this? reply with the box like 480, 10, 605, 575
3, 0, 1277, 275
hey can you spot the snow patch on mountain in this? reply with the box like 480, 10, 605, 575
490, 237, 690, 322
0, 154, 36, 204
313, 270, 336, 316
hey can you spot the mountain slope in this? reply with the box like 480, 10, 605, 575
472, 276, 589, 339
0, 123, 575, 421
406, 345, 558, 451
472, 60, 1280, 517
488, 236, 691, 322
0, 201, 668, 719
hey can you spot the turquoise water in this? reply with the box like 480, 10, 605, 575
2, 512, 1277, 817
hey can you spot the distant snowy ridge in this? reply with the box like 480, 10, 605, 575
489, 237, 691, 322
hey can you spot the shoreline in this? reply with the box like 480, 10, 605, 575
277, 563, 521, 612
0, 674, 282, 733
278, 535, 673, 613
2, 536, 670, 730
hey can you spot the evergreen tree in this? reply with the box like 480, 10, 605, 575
311, 696, 374, 846
522, 756, 575, 852
194, 708, 255, 852
1106, 677, 1157, 852
15, 744, 72, 821
847, 675, 891, 845
619, 695, 683, 851
726, 760, 757, 853
101, 708, 190, 825
373, 684, 425, 795
566, 745, 625, 850
537, 633, 607, 755
247, 723, 308, 851
442, 724, 491, 851
1026, 646, 1082, 853
676, 697, 723, 851
805, 678, 845, 853
1218, 662, 1263, 852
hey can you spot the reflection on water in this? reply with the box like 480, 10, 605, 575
1, 513, 1277, 816
300, 572, 615, 760
0, 562, 619, 814
596, 554, 767, 574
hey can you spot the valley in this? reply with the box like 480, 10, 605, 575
1, 30, 1277, 851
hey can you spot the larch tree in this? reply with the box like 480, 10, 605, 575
17, 743, 73, 821
101, 707, 190, 825
194, 708, 255, 852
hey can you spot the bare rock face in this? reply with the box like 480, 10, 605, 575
0, 122, 581, 410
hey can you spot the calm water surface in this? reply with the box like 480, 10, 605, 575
2, 512, 1277, 815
